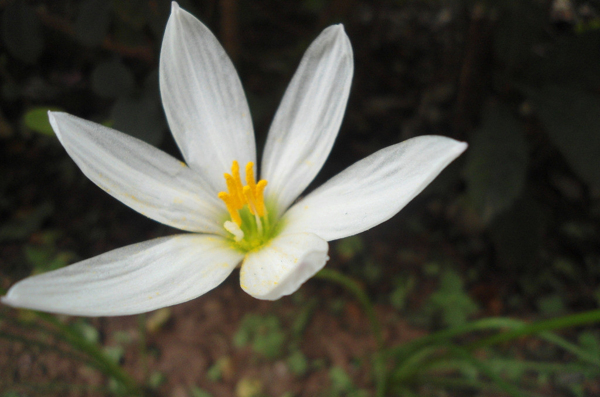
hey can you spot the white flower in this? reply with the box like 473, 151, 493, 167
1, 3, 467, 316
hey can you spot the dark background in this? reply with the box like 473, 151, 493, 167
1, 0, 600, 396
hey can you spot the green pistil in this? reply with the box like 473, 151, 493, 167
228, 201, 283, 253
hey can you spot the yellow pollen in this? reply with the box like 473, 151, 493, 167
218, 161, 268, 228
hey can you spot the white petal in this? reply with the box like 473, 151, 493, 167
261, 25, 353, 215
240, 232, 329, 300
49, 112, 225, 234
283, 136, 468, 241
160, 3, 255, 192
1, 235, 243, 316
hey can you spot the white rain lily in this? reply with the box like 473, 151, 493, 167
1, 3, 467, 316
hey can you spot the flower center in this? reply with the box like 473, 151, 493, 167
218, 161, 274, 251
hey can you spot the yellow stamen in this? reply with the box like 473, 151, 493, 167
218, 160, 269, 237
245, 162, 257, 192
231, 161, 245, 205
224, 173, 243, 209
218, 192, 242, 226
255, 180, 268, 217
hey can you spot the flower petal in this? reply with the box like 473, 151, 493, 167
283, 136, 468, 241
240, 232, 329, 300
261, 25, 353, 214
160, 3, 255, 192
49, 112, 224, 234
1, 235, 243, 316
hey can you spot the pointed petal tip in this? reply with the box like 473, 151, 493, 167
171, 1, 180, 13
1, 291, 17, 308
453, 139, 469, 155
47, 111, 63, 141
325, 23, 348, 39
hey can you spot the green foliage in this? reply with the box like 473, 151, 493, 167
329, 367, 353, 394
328, 367, 369, 397
234, 314, 286, 359
389, 274, 416, 311
23, 107, 63, 136
528, 85, 600, 190
464, 102, 528, 223
287, 350, 308, 376
335, 235, 365, 261
71, 320, 100, 344
489, 196, 544, 270
190, 387, 214, 397
206, 357, 228, 382
537, 294, 567, 316
24, 231, 76, 273
103, 346, 125, 364
147, 371, 166, 389
493, 0, 546, 75
427, 269, 479, 328
0, 202, 53, 242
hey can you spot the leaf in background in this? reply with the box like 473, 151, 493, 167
529, 85, 600, 190
464, 101, 528, 223
75, 0, 111, 47
494, 0, 546, 73
2, 0, 44, 63
538, 32, 600, 89
110, 96, 165, 146
0, 202, 54, 242
428, 269, 479, 328
490, 196, 544, 270
23, 107, 63, 136
72, 320, 100, 343
91, 60, 135, 98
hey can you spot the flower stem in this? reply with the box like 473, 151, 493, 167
315, 268, 386, 396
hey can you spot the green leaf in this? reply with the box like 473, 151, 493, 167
233, 314, 286, 359
464, 101, 527, 222
287, 350, 308, 376
91, 61, 135, 98
0, 202, 53, 242
329, 366, 354, 393
23, 107, 62, 136
489, 196, 544, 270
75, 0, 111, 47
103, 345, 124, 364
190, 387, 214, 397
147, 371, 166, 389
494, 0, 546, 73
529, 85, 600, 189
2, 0, 44, 63
71, 320, 100, 344
428, 270, 479, 328
335, 235, 364, 261
537, 294, 567, 316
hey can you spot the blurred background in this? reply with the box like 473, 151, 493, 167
1, 0, 600, 396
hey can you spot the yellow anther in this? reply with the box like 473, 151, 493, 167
219, 160, 269, 235
245, 162, 257, 192
231, 161, 244, 203
255, 180, 268, 217
223, 173, 243, 209
218, 192, 242, 226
